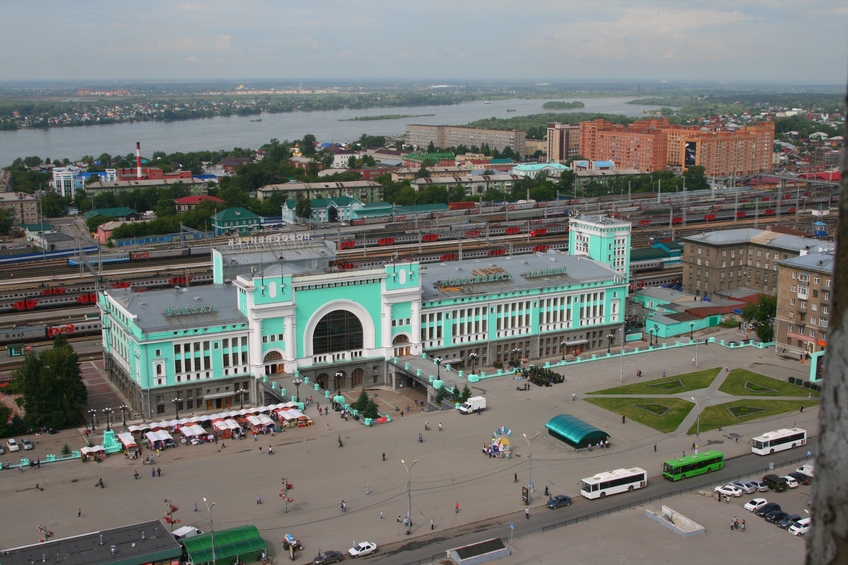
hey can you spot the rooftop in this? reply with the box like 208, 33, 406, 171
683, 227, 834, 253
778, 251, 836, 273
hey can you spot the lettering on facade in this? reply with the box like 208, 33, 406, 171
227, 233, 312, 247
435, 266, 512, 289
164, 304, 216, 316
522, 266, 568, 278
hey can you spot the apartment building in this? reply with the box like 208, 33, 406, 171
0, 192, 39, 225
681, 228, 833, 298
775, 252, 834, 355
546, 122, 580, 162
406, 125, 526, 157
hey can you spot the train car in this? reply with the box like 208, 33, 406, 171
0, 325, 47, 346
67, 253, 130, 267
46, 320, 102, 338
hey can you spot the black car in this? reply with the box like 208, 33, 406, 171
546, 495, 573, 509
756, 503, 781, 517
777, 513, 802, 529
788, 472, 812, 485
313, 550, 344, 565
765, 510, 789, 524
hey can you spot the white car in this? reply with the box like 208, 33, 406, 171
788, 517, 811, 536
21, 438, 33, 451
729, 480, 758, 494
6, 439, 20, 452
744, 497, 769, 512
348, 541, 377, 558
781, 476, 799, 489
715, 484, 744, 498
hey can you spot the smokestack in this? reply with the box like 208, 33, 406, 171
136, 142, 142, 180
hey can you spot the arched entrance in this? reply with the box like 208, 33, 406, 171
316, 373, 329, 390
264, 350, 284, 374
351, 368, 363, 388
313, 311, 364, 355
333, 371, 346, 393
392, 334, 411, 357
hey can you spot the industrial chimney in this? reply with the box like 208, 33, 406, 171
136, 142, 142, 180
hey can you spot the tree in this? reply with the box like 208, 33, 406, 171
300, 134, 317, 156
741, 294, 777, 342
352, 388, 370, 412
362, 399, 379, 420
683, 165, 710, 191
295, 197, 312, 220
9, 336, 88, 429
0, 208, 13, 235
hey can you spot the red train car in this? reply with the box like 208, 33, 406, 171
422, 234, 440, 243
488, 248, 507, 257
529, 228, 548, 237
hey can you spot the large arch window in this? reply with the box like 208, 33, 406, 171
313, 310, 363, 354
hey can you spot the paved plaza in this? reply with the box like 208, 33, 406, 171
0, 327, 817, 564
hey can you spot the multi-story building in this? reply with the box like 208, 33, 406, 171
681, 227, 834, 298
0, 192, 39, 225
406, 125, 526, 157
410, 174, 523, 196
100, 216, 630, 418
775, 252, 834, 356
546, 122, 581, 163
256, 180, 383, 203
52, 166, 87, 197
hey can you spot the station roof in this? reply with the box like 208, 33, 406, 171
182, 525, 265, 565
546, 414, 608, 449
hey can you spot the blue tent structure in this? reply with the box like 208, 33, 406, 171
546, 414, 609, 448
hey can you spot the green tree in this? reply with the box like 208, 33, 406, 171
362, 399, 379, 419
295, 198, 312, 220
683, 165, 710, 191
352, 388, 370, 412
0, 208, 13, 235
9, 335, 88, 428
741, 295, 777, 342
300, 134, 317, 156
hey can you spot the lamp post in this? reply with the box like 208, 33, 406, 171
236, 388, 248, 410
401, 459, 417, 535
689, 321, 694, 341
694, 325, 699, 367
523, 432, 540, 500
619, 328, 625, 384
88, 408, 97, 429
118, 404, 128, 427
292, 378, 303, 402
102, 407, 113, 432
203, 497, 216, 565
334, 371, 344, 395
512, 348, 521, 368
560, 341, 566, 361
607, 333, 615, 354
691, 396, 710, 453
435, 357, 442, 380
172, 397, 182, 420
468, 352, 478, 375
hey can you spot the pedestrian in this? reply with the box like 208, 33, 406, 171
152, 468, 156, 478
734, 517, 739, 530
431, 518, 435, 530
382, 452, 386, 461
157, 467, 161, 477
741, 519, 746, 531
662, 370, 666, 378
401, 410, 404, 418
572, 392, 576, 401
544, 485, 550, 497
365, 483, 370, 495
403, 516, 408, 527
731, 519, 734, 531
455, 501, 460, 514
682, 450, 686, 457
514, 473, 518, 483
259, 446, 263, 454
194, 503, 198, 512
418, 433, 423, 443
256, 495, 262, 505
653, 443, 657, 452
692, 357, 696, 366
692, 442, 696, 451
338, 435, 343, 448
622, 415, 626, 424
341, 500, 346, 513
269, 445, 273, 455
380, 512, 383, 520
134, 470, 140, 480
525, 507, 530, 520
438, 422, 443, 431
77, 508, 81, 519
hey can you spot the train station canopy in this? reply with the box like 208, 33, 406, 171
545, 414, 608, 449
182, 525, 265, 565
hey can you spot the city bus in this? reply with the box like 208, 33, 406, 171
662, 450, 725, 481
580, 467, 647, 499
751, 428, 807, 455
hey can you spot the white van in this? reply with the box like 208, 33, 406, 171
172, 526, 203, 541
796, 462, 815, 478
788, 517, 811, 536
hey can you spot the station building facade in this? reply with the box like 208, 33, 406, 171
100, 216, 631, 419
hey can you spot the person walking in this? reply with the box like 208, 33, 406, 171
662, 370, 666, 378
455, 501, 460, 514
268, 445, 273, 455
382, 452, 386, 461
156, 467, 161, 477
338, 435, 344, 448
514, 473, 518, 483
653, 443, 657, 452
341, 500, 347, 513
365, 483, 370, 495
431, 518, 435, 530
77, 508, 81, 519
152, 468, 156, 478
572, 392, 576, 402
256, 495, 262, 505
194, 503, 198, 513
544, 485, 549, 497
525, 507, 530, 520
622, 415, 626, 424
438, 422, 443, 432
134, 470, 140, 480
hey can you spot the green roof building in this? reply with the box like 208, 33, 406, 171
211, 207, 260, 235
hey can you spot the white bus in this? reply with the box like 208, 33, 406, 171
751, 428, 807, 455
580, 467, 647, 499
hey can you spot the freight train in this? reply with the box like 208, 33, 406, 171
65, 245, 211, 267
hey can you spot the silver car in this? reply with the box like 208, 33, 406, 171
729, 480, 758, 494
749, 480, 770, 492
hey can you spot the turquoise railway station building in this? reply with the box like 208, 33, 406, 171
100, 216, 632, 419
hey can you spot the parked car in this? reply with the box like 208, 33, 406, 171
781, 475, 799, 489
21, 438, 33, 451
756, 503, 782, 517
546, 495, 573, 509
744, 498, 769, 512
749, 480, 770, 492
313, 550, 344, 565
788, 472, 812, 486
729, 481, 758, 494
777, 514, 802, 529
715, 484, 744, 498
0, 444, 5, 455
766, 510, 790, 524
789, 517, 812, 536
6, 439, 19, 452
763, 474, 789, 492
348, 541, 377, 558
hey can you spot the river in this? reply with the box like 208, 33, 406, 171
0, 97, 658, 166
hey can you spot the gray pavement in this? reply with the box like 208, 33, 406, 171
0, 328, 819, 564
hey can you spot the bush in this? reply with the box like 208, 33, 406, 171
803, 381, 811, 389
788, 377, 796, 384
493, 360, 503, 370
435, 387, 450, 405
61, 443, 71, 455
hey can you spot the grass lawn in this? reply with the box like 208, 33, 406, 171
685, 399, 820, 435
718, 369, 820, 397
585, 397, 694, 434
588, 367, 721, 395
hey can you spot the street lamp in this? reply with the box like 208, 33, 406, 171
691, 396, 710, 453
468, 352, 478, 375
523, 432, 540, 501
435, 357, 442, 380
88, 408, 97, 429
512, 348, 521, 368
689, 321, 694, 341
619, 328, 625, 384
560, 341, 566, 361
401, 459, 418, 535
102, 407, 113, 432
607, 333, 615, 354
236, 388, 248, 410
172, 397, 182, 420
334, 371, 344, 395
203, 497, 216, 565
292, 378, 303, 402
118, 404, 128, 427
694, 325, 699, 367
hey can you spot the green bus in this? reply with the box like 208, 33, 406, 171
662, 450, 725, 481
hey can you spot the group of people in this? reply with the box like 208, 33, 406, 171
731, 516, 745, 531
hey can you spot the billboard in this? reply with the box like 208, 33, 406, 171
684, 141, 698, 167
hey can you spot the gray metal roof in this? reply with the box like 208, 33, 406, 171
778, 251, 836, 273
683, 228, 834, 254
682, 228, 764, 246
420, 252, 620, 301
106, 285, 244, 333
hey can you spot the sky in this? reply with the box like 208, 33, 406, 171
1, 0, 845, 85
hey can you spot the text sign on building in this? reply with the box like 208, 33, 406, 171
522, 266, 568, 278
435, 272, 512, 289
164, 304, 216, 316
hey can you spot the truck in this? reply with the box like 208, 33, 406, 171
171, 526, 203, 541
459, 396, 486, 414
796, 461, 815, 478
